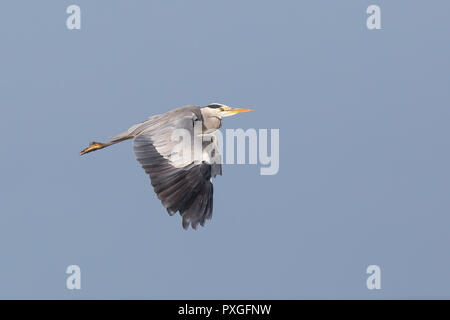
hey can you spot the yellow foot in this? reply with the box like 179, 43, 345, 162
80, 142, 103, 155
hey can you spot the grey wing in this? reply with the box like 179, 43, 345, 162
132, 108, 222, 229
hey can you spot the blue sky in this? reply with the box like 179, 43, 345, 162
0, 0, 449, 298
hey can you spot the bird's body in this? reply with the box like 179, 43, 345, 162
80, 103, 253, 229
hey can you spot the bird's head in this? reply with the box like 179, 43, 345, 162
200, 103, 254, 133
203, 103, 254, 119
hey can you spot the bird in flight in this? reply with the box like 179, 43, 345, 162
80, 103, 253, 229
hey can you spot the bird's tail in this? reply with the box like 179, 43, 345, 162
80, 136, 132, 156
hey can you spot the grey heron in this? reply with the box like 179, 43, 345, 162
80, 103, 253, 229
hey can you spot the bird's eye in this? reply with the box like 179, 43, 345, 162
219, 107, 225, 111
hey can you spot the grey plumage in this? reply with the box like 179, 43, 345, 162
80, 103, 253, 229
132, 106, 220, 229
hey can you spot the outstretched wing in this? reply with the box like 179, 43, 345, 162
132, 106, 222, 229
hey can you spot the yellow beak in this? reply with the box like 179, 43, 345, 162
222, 107, 255, 117
231, 108, 254, 113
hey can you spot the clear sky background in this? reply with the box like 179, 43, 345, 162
0, 0, 449, 299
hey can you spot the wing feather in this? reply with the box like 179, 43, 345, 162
132, 106, 221, 229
